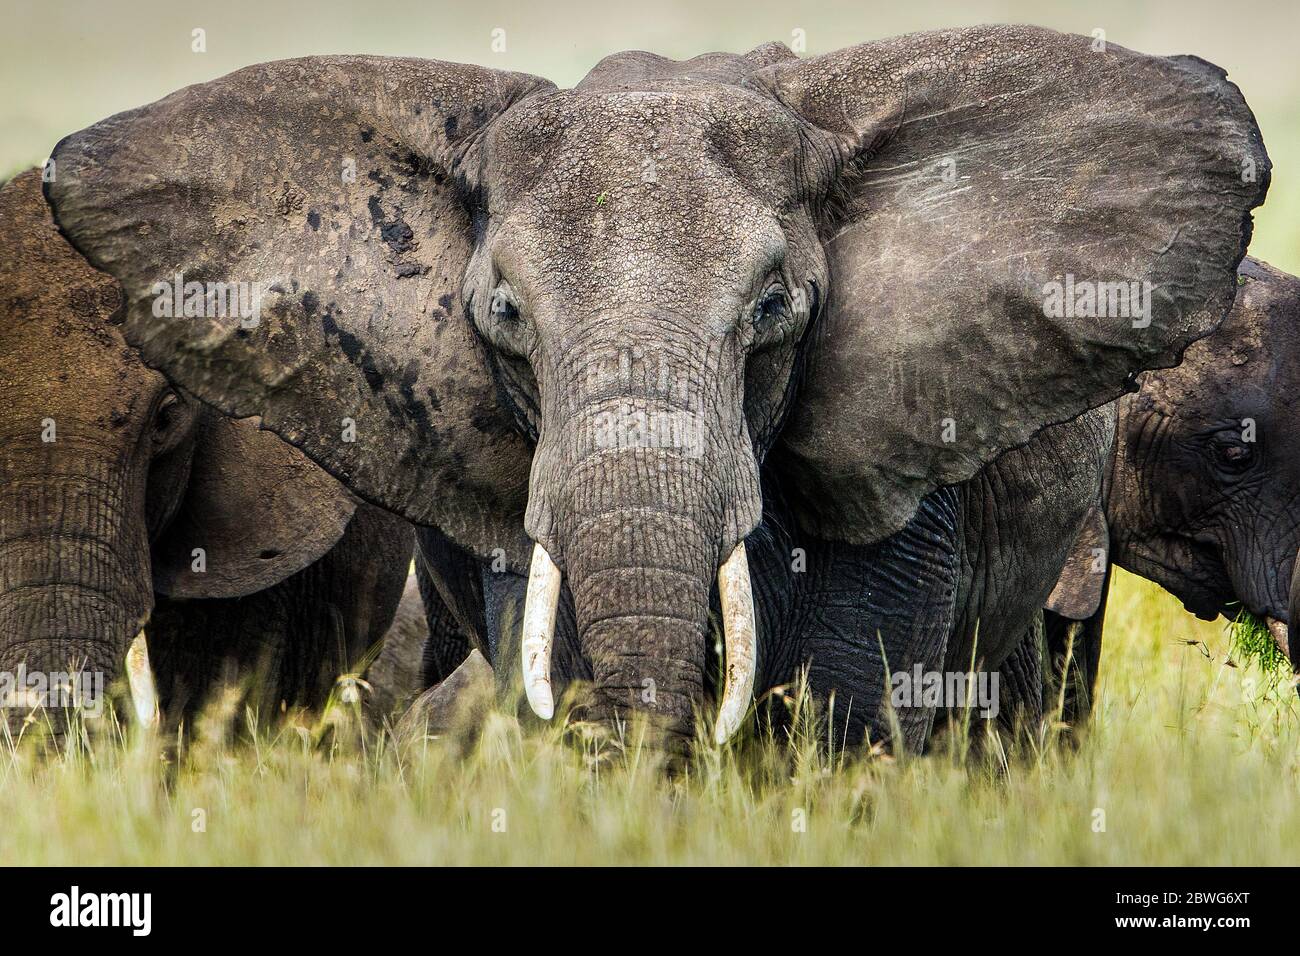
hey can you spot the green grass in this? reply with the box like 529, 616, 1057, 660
1, 568, 1297, 865
1228, 610, 1292, 674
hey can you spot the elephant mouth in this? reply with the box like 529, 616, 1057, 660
519, 539, 757, 744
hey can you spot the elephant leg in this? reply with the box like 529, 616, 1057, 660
927, 614, 1046, 754
413, 526, 489, 661
415, 559, 473, 686
1043, 562, 1111, 727
990, 614, 1044, 734
787, 488, 961, 752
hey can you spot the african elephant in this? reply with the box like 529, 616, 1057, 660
1048, 257, 1300, 712
42, 26, 1267, 752
0, 169, 412, 732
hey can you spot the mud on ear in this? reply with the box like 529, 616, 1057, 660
152, 415, 357, 599
1046, 505, 1110, 620
758, 25, 1268, 544
45, 56, 555, 572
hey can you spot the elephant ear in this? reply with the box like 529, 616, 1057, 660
152, 413, 357, 599
760, 25, 1268, 544
44, 56, 554, 568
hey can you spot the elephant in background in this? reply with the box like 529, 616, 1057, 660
43, 26, 1267, 753
1048, 257, 1300, 716
0, 170, 412, 733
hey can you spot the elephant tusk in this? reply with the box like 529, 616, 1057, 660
715, 541, 757, 744
521, 542, 561, 720
1266, 617, 1291, 658
125, 631, 159, 729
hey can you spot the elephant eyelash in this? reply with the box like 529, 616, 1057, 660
151, 391, 188, 450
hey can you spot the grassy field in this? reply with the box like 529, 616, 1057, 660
2, 569, 1296, 866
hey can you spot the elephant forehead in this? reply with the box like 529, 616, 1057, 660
0, 171, 161, 409
484, 91, 798, 308
487, 86, 805, 207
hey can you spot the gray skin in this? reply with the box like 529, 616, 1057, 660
43, 26, 1267, 750
419, 399, 1115, 742
1049, 257, 1300, 710
0, 170, 413, 731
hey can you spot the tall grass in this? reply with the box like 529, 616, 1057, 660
1, 568, 1297, 865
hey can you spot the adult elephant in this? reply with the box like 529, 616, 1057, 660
1048, 257, 1300, 714
0, 170, 412, 731
43, 26, 1267, 751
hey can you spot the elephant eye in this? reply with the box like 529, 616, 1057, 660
752, 285, 791, 328
1211, 436, 1255, 473
490, 283, 520, 323
154, 391, 179, 426
152, 390, 187, 449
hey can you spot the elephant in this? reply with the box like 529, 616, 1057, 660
41, 25, 1268, 753
1046, 256, 1300, 714
0, 169, 413, 733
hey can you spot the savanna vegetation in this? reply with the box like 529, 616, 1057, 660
2, 570, 1296, 865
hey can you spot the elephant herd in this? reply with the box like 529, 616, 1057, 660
1, 25, 1296, 757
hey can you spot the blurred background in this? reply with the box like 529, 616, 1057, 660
3, 0, 1297, 267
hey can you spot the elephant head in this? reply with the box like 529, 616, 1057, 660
42, 27, 1267, 745
1103, 257, 1300, 662
0, 170, 357, 729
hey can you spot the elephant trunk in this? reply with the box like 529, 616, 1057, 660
522, 368, 762, 745
563, 477, 718, 744
0, 446, 152, 729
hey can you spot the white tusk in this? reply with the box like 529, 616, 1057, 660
1267, 617, 1291, 658
715, 541, 757, 744
521, 542, 561, 720
125, 631, 159, 729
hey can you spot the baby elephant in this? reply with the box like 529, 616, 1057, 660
1048, 256, 1300, 711
0, 169, 412, 731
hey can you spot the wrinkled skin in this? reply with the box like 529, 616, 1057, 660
0, 171, 412, 731
1051, 258, 1300, 708
44, 27, 1267, 749
420, 399, 1115, 742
